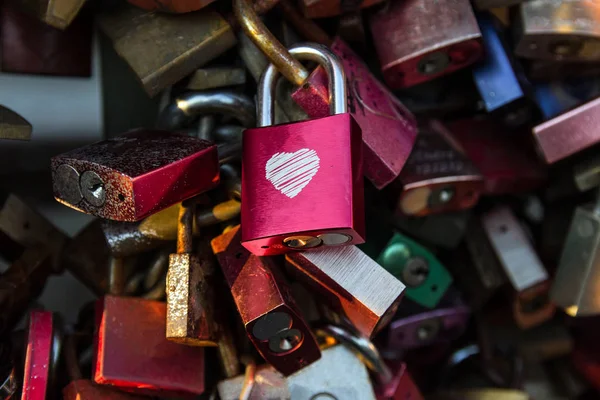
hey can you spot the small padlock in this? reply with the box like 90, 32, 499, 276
376, 232, 453, 309
51, 130, 220, 221
472, 12, 534, 127
447, 118, 547, 195
212, 225, 321, 376
93, 295, 206, 397
1, 1, 92, 76
0, 106, 31, 141
98, 4, 236, 97
286, 245, 405, 338
317, 324, 424, 400
513, 0, 600, 62
241, 43, 365, 255
533, 97, 600, 164
186, 68, 247, 91
157, 90, 255, 131
13, 0, 85, 29
278, 0, 419, 189
385, 290, 470, 354
551, 186, 600, 317
63, 335, 146, 400
368, 0, 483, 89
21, 311, 61, 400
392, 120, 484, 217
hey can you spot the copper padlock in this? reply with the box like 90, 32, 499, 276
369, 0, 483, 88
286, 245, 405, 338
212, 225, 321, 376
278, 0, 418, 189
513, 0, 600, 62
241, 43, 364, 256
391, 120, 484, 217
98, 3, 236, 97
51, 130, 220, 221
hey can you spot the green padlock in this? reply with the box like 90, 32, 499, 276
377, 232, 452, 308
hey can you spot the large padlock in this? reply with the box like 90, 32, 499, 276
241, 43, 364, 255
368, 0, 483, 89
533, 97, 600, 164
391, 120, 484, 217
51, 130, 220, 221
98, 3, 236, 97
551, 186, 600, 317
447, 118, 547, 195
0, 106, 31, 141
286, 245, 405, 338
472, 12, 534, 127
1, 1, 92, 76
212, 225, 321, 376
93, 295, 206, 397
278, 0, 418, 190
513, 0, 600, 62
376, 232, 453, 309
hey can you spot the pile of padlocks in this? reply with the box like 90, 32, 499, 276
3, 0, 600, 397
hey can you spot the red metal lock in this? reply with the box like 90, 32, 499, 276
447, 119, 547, 195
376, 362, 424, 400
241, 43, 364, 256
211, 225, 321, 376
392, 120, 484, 217
368, 0, 483, 89
51, 130, 219, 221
22, 311, 58, 400
278, 1, 418, 189
533, 97, 600, 164
93, 295, 205, 397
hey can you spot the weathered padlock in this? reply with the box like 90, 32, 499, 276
21, 311, 60, 400
63, 335, 146, 400
533, 97, 600, 164
368, 0, 483, 88
286, 245, 405, 338
98, 3, 236, 97
241, 43, 364, 255
278, 0, 418, 189
0, 106, 32, 141
392, 120, 484, 217
93, 295, 206, 397
212, 225, 321, 376
51, 130, 220, 221
317, 324, 424, 400
447, 119, 547, 195
513, 0, 600, 62
385, 290, 470, 355
1, 1, 92, 76
472, 13, 533, 127
551, 186, 600, 317
376, 232, 453, 308
157, 90, 255, 131
13, 0, 86, 29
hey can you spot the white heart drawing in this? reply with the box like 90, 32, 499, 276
265, 148, 320, 198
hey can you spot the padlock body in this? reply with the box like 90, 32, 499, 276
291, 38, 418, 189
514, 0, 600, 62
551, 205, 600, 317
394, 121, 484, 217
241, 113, 365, 255
212, 226, 321, 376
51, 130, 219, 221
63, 380, 147, 400
369, 0, 483, 88
22, 311, 54, 400
376, 362, 424, 400
93, 295, 205, 397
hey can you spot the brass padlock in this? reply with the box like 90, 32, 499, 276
98, 3, 236, 97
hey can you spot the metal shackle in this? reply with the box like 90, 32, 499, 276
157, 90, 256, 130
317, 324, 393, 385
258, 43, 347, 127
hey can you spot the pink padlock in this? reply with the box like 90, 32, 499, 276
241, 43, 365, 256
